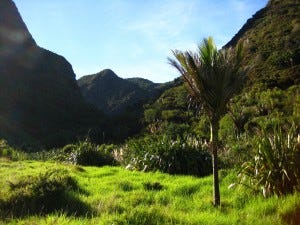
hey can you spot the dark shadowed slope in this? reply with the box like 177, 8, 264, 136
77, 69, 174, 115
0, 0, 106, 149
77, 69, 179, 142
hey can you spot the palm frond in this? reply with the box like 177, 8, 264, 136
168, 37, 248, 119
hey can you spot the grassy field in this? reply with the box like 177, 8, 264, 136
0, 159, 299, 225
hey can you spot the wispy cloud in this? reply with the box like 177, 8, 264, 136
124, 1, 196, 37
122, 0, 198, 54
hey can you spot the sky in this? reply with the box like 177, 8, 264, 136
14, 0, 268, 83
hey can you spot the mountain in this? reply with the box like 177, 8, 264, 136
0, 0, 106, 149
224, 0, 300, 89
77, 69, 180, 142
77, 69, 175, 115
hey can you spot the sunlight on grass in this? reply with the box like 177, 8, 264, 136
0, 160, 299, 225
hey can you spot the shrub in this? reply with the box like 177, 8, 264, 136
28, 148, 67, 161
118, 134, 212, 177
219, 114, 236, 142
144, 108, 160, 123
27, 141, 117, 166
160, 122, 190, 139
237, 125, 300, 197
192, 115, 210, 140
0, 169, 91, 217
218, 134, 253, 169
0, 139, 28, 161
67, 141, 117, 166
267, 50, 293, 68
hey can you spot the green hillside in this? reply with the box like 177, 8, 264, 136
224, 0, 300, 88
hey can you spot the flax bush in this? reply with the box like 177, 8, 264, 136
66, 141, 117, 166
118, 134, 212, 177
237, 125, 300, 197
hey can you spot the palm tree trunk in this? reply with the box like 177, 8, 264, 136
211, 118, 220, 206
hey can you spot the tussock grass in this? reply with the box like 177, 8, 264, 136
0, 160, 299, 224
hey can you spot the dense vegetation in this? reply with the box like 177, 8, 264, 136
225, 0, 300, 88
0, 116, 299, 223
0, 0, 299, 223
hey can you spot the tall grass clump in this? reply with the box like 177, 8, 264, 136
66, 141, 117, 166
0, 139, 28, 161
237, 125, 300, 197
0, 168, 91, 218
29, 141, 117, 167
117, 134, 212, 177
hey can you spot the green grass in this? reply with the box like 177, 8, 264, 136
0, 159, 299, 225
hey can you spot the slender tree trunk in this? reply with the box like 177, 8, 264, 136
211, 118, 220, 206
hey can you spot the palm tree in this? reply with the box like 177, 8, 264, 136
168, 37, 248, 206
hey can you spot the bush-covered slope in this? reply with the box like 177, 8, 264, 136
225, 0, 300, 88
143, 84, 200, 137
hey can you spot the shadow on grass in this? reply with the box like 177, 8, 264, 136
281, 204, 300, 225
113, 208, 179, 225
0, 169, 94, 219
173, 183, 200, 197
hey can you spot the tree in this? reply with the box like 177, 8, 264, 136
168, 37, 248, 206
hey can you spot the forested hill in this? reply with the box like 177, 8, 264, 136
224, 0, 300, 89
0, 0, 106, 149
77, 69, 176, 115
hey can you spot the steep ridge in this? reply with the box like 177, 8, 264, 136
0, 0, 106, 149
224, 0, 300, 88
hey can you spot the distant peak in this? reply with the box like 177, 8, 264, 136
100, 68, 115, 74
96, 69, 119, 78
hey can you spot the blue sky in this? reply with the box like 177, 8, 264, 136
14, 0, 268, 83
